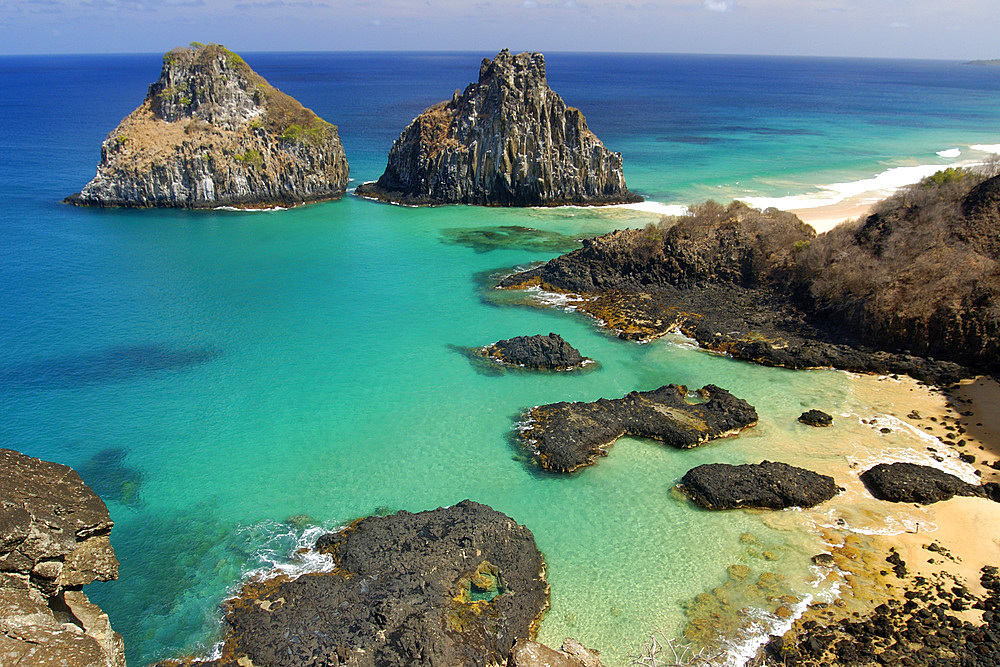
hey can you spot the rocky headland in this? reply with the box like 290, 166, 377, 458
164, 500, 550, 667
679, 461, 840, 510
499, 171, 1000, 383
0, 448, 124, 667
480, 333, 591, 370
67, 43, 348, 209
517, 384, 758, 472
355, 49, 641, 206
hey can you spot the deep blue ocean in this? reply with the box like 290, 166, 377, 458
1, 52, 999, 665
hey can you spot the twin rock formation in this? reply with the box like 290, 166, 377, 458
69, 45, 638, 209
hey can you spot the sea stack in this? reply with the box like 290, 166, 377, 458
67, 43, 349, 209
356, 49, 642, 206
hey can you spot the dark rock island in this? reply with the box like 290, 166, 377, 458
500, 168, 1000, 382
0, 448, 124, 667
67, 43, 349, 209
356, 49, 641, 206
517, 384, 758, 472
480, 333, 591, 370
679, 461, 840, 510
171, 500, 549, 667
860, 462, 999, 504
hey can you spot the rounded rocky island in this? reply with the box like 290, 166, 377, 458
480, 333, 592, 371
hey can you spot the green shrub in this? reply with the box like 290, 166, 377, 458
234, 149, 263, 167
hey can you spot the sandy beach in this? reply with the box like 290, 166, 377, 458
789, 196, 875, 234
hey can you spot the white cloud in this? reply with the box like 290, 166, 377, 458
889, 20, 910, 28
702, 0, 732, 12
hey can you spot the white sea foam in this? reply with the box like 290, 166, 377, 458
525, 285, 586, 311
937, 148, 961, 158
738, 162, 959, 212
970, 143, 1000, 154
213, 205, 289, 212
611, 200, 690, 216
236, 520, 340, 586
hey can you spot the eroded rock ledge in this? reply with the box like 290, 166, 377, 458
679, 461, 840, 510
480, 333, 591, 370
67, 43, 349, 209
0, 448, 124, 667
356, 49, 642, 206
517, 384, 758, 473
166, 500, 549, 667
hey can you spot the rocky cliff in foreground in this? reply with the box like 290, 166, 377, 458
0, 448, 124, 667
356, 49, 641, 206
67, 43, 349, 209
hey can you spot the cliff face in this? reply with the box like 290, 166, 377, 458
67, 43, 348, 209
356, 49, 641, 206
0, 448, 124, 667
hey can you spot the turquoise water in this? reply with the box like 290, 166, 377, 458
2, 53, 999, 665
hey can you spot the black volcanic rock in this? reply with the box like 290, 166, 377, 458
480, 333, 590, 370
679, 461, 840, 510
497, 199, 981, 384
0, 448, 124, 667
517, 384, 758, 473
798, 409, 833, 427
67, 43, 349, 209
176, 501, 548, 667
356, 49, 641, 206
860, 462, 990, 504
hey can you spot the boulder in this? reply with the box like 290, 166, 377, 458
798, 410, 833, 427
679, 461, 840, 510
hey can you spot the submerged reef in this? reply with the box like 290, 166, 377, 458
356, 49, 641, 206
67, 43, 348, 209
516, 384, 758, 473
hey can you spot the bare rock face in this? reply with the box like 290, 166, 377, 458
67, 43, 349, 209
166, 500, 548, 667
356, 49, 642, 206
0, 448, 125, 667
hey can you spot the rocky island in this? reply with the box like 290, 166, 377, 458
679, 461, 840, 510
0, 448, 124, 667
517, 384, 758, 472
66, 43, 349, 209
479, 333, 592, 370
355, 49, 641, 206
499, 170, 1000, 383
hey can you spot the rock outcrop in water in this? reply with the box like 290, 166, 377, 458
498, 177, 1000, 383
355, 49, 641, 206
679, 461, 840, 510
67, 43, 348, 209
169, 500, 548, 667
517, 384, 758, 473
798, 409, 833, 427
480, 333, 591, 370
860, 462, 999, 504
0, 448, 124, 667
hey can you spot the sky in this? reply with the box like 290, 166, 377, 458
1, 0, 999, 59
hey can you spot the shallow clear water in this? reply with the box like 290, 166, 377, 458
1, 52, 998, 665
